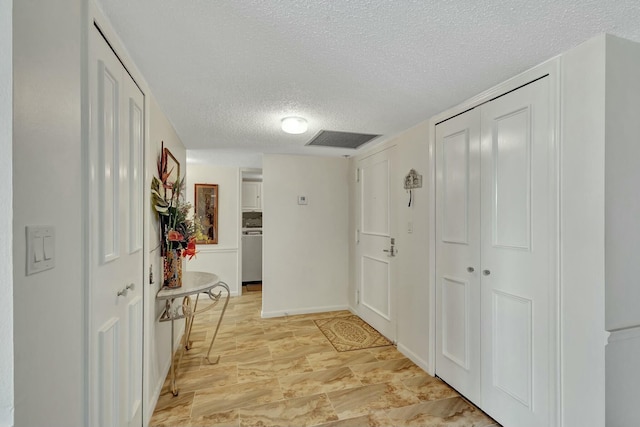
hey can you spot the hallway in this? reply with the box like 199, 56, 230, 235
150, 289, 498, 427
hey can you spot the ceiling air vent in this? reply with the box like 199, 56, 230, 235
306, 130, 381, 149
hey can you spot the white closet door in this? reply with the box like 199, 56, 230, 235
480, 77, 552, 427
89, 26, 144, 427
435, 108, 482, 405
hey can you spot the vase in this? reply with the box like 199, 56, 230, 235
163, 249, 183, 288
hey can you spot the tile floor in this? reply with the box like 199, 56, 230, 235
150, 288, 500, 427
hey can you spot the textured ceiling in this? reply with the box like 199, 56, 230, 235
96, 0, 640, 162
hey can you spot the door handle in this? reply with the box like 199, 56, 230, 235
117, 283, 134, 297
383, 244, 396, 257
483, 269, 491, 276
467, 267, 475, 273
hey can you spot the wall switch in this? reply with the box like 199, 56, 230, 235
297, 195, 308, 205
43, 236, 54, 260
26, 226, 55, 275
33, 237, 44, 262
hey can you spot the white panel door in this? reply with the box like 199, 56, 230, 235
435, 108, 482, 405
89, 26, 144, 427
480, 77, 552, 427
357, 147, 397, 341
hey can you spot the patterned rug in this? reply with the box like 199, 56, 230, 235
314, 315, 393, 352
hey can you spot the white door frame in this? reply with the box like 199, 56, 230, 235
83, 2, 152, 425
427, 58, 561, 426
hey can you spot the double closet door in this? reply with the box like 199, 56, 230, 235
435, 77, 554, 427
89, 25, 145, 427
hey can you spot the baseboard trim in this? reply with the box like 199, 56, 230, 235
261, 304, 350, 319
397, 343, 431, 375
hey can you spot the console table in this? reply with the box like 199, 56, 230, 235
156, 271, 230, 396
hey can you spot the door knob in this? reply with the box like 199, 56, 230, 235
117, 288, 128, 297
483, 269, 491, 276
126, 283, 135, 291
383, 246, 396, 257
467, 267, 475, 273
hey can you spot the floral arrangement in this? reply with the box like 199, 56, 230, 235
151, 145, 198, 260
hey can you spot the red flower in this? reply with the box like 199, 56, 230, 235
167, 230, 184, 242
182, 238, 197, 260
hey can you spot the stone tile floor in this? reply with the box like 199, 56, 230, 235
150, 289, 500, 427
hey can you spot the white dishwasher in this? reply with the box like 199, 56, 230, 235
242, 230, 262, 283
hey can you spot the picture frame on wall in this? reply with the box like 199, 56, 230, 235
164, 147, 180, 194
194, 183, 219, 244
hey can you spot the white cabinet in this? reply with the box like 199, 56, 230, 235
435, 77, 554, 427
242, 181, 262, 211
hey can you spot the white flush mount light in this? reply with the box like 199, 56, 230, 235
281, 116, 308, 134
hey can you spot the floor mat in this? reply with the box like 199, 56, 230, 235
314, 315, 393, 352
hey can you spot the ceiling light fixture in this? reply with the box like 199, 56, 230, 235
281, 116, 308, 134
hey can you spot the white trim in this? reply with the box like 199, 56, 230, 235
550, 57, 563, 427
236, 169, 244, 304
80, 1, 90, 426
261, 305, 350, 319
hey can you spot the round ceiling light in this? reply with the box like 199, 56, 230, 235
281, 116, 308, 134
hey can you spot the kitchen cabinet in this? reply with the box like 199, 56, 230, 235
242, 181, 262, 211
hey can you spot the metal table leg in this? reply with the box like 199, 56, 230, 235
169, 303, 178, 396
205, 282, 230, 364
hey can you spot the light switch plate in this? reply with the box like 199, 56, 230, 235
26, 226, 55, 275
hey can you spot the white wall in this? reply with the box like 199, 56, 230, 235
12, 1, 85, 425
560, 35, 607, 427
262, 154, 349, 317
606, 332, 640, 427
602, 35, 640, 427
604, 35, 640, 331
145, 95, 187, 422
0, 0, 13, 425
392, 123, 430, 368
186, 165, 241, 295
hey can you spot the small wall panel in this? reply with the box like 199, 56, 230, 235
492, 290, 532, 408
442, 276, 469, 369
492, 107, 531, 250
361, 255, 390, 319
98, 318, 120, 427
98, 60, 120, 263
442, 130, 469, 244
361, 159, 390, 235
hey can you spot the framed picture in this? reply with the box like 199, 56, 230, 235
164, 147, 180, 194
194, 183, 218, 244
